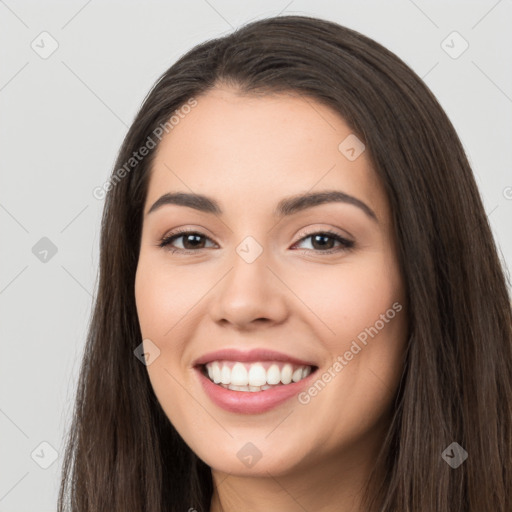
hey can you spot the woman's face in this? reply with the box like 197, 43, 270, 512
135, 86, 408, 479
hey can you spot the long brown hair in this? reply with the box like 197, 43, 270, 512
58, 14, 512, 511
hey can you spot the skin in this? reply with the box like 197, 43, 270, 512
134, 86, 408, 512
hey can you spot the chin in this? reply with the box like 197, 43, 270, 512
187, 436, 306, 477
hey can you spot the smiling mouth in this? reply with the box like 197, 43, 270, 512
199, 360, 318, 392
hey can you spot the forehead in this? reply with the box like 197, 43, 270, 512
146, 87, 388, 223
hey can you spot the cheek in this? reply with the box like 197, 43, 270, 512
287, 254, 407, 416
297, 256, 406, 434
288, 255, 404, 346
134, 257, 199, 425
134, 255, 208, 338
134, 254, 212, 406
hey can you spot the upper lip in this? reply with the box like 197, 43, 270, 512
192, 348, 317, 367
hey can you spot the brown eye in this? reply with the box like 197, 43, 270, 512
159, 230, 216, 253
158, 229, 354, 256
293, 231, 354, 254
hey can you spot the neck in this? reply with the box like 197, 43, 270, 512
209, 435, 387, 512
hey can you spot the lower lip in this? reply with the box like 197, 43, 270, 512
196, 367, 315, 414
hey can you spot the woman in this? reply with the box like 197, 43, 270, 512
58, 14, 512, 512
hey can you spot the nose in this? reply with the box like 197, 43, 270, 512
209, 248, 289, 330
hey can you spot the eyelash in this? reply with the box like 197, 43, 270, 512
158, 228, 355, 256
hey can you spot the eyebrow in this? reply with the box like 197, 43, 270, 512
146, 190, 378, 222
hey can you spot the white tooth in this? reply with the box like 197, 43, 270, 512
220, 365, 231, 384
292, 367, 303, 382
231, 362, 249, 386
248, 363, 267, 387
212, 362, 221, 383
302, 366, 311, 378
266, 364, 281, 385
261, 384, 272, 390
207, 364, 214, 380
228, 384, 258, 392
281, 364, 293, 385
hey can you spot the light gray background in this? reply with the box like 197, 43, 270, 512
1, 1, 511, 510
